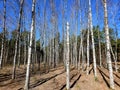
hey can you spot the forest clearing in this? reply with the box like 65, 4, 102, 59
0, 0, 120, 90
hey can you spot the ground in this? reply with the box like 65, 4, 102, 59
0, 64, 120, 90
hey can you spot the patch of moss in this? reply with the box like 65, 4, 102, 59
94, 77, 98, 81
76, 84, 80, 88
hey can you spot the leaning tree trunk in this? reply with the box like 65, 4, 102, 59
0, 0, 6, 69
66, 22, 70, 90
88, 0, 97, 77
24, 0, 36, 89
103, 0, 114, 89
12, 0, 24, 79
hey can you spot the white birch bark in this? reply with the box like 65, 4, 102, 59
103, 0, 114, 89
0, 37, 4, 69
24, 0, 36, 89
12, 0, 24, 79
88, 0, 97, 77
66, 22, 70, 90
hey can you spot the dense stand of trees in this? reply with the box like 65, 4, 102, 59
0, 0, 120, 90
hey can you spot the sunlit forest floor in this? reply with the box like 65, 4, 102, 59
0, 63, 120, 90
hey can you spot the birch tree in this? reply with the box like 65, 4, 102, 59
12, 0, 24, 79
88, 0, 97, 77
103, 0, 114, 89
66, 22, 70, 90
24, 0, 36, 89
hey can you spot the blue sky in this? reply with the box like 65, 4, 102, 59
0, 0, 120, 40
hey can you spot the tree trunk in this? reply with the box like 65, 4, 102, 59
24, 0, 36, 89
0, 38, 4, 69
66, 22, 70, 90
103, 0, 114, 89
88, 0, 97, 77
12, 0, 24, 79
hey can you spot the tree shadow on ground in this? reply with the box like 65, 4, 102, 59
98, 67, 120, 88
29, 71, 65, 89
70, 74, 81, 88
89, 66, 93, 74
98, 68, 110, 88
